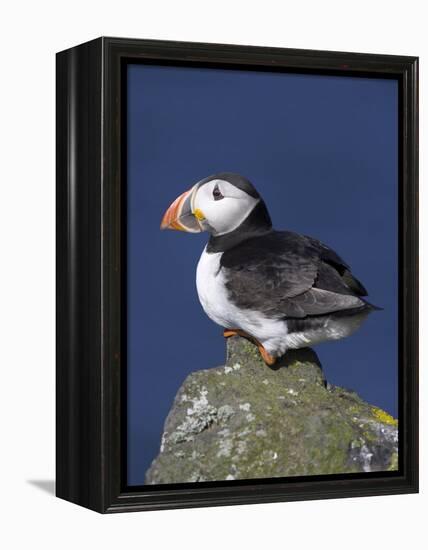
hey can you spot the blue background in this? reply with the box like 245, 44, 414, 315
127, 64, 398, 486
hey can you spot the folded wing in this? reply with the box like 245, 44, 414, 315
220, 231, 367, 319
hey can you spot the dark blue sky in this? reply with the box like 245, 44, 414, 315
127, 64, 398, 486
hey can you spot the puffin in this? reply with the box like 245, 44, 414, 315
160, 172, 378, 366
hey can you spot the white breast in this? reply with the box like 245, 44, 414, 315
195, 246, 289, 357
196, 247, 234, 329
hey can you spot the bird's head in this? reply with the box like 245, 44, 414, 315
161, 172, 270, 236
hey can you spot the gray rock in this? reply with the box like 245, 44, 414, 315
145, 336, 398, 484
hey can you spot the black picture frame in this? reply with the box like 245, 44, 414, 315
56, 36, 419, 513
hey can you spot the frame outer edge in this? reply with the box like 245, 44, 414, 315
56, 38, 105, 512
405, 56, 419, 492
57, 37, 419, 513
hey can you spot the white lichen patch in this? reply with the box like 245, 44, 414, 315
186, 388, 209, 416
167, 386, 238, 446
224, 366, 234, 374
369, 421, 398, 445
239, 403, 251, 412
226, 474, 235, 481
380, 425, 398, 444
287, 389, 298, 396
350, 439, 374, 472
236, 441, 247, 455
218, 405, 235, 423
169, 387, 218, 444
217, 438, 233, 458
160, 431, 168, 453
360, 444, 373, 472
232, 363, 241, 371
262, 379, 269, 385
246, 413, 255, 422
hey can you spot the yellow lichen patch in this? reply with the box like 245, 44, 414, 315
371, 406, 398, 427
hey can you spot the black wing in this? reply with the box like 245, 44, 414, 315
220, 231, 367, 319
304, 234, 368, 296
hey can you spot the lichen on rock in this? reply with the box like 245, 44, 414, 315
145, 336, 398, 484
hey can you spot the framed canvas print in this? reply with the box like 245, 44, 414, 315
56, 37, 418, 513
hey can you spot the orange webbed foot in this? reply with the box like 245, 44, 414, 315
223, 328, 277, 366
256, 344, 277, 366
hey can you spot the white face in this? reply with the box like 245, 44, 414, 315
193, 179, 259, 236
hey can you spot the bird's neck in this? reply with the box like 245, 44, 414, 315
206, 200, 273, 253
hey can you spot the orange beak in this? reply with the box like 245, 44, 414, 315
160, 186, 202, 233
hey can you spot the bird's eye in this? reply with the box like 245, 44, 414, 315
212, 184, 224, 201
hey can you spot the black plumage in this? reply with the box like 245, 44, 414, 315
220, 230, 374, 322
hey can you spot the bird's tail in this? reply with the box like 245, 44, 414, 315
360, 299, 383, 312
